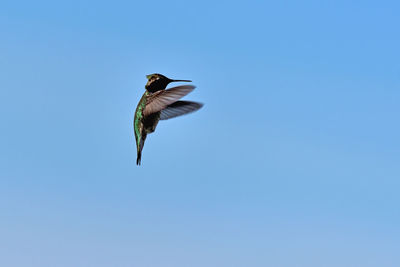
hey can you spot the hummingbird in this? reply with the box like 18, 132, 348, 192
134, 73, 203, 165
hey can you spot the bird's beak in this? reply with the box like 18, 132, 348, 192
170, 79, 192, 83
146, 75, 152, 80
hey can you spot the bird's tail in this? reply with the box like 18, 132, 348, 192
136, 134, 147, 165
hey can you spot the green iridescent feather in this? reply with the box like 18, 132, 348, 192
134, 92, 148, 150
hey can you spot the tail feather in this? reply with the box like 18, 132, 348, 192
136, 134, 146, 165
136, 151, 142, 165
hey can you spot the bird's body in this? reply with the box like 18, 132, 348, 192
133, 74, 203, 165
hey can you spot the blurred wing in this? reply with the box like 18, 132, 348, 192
160, 101, 203, 120
143, 85, 196, 116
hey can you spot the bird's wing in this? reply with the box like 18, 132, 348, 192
160, 101, 203, 120
143, 85, 196, 116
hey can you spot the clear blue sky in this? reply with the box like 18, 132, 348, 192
1, 0, 400, 266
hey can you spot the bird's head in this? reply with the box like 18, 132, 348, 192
145, 73, 191, 92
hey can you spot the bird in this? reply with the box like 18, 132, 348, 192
133, 73, 203, 165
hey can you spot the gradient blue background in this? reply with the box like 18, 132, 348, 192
1, 0, 400, 266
